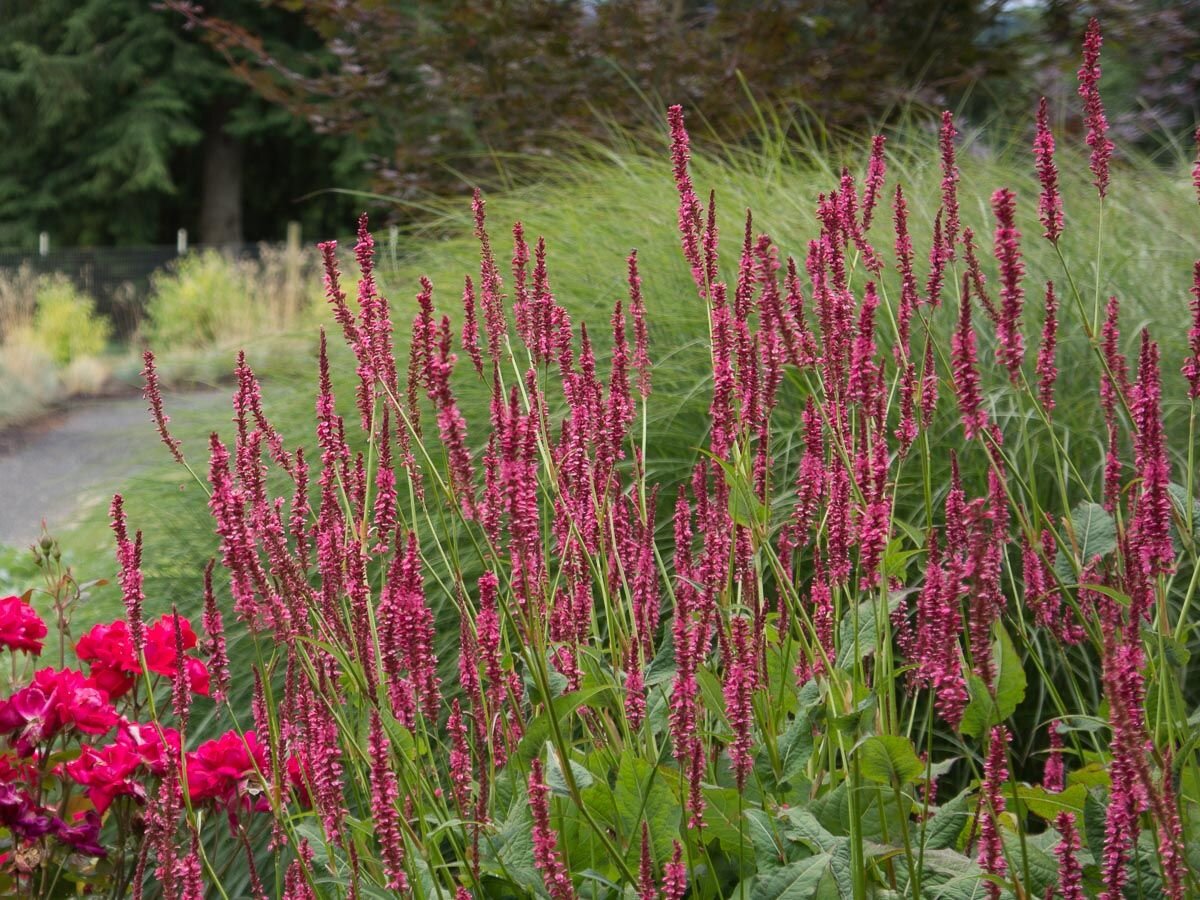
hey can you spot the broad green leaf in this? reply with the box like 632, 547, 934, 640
1066, 762, 1110, 789
815, 838, 856, 900
810, 781, 911, 843
643, 632, 676, 686
923, 789, 970, 851
836, 594, 902, 669
746, 807, 787, 873
545, 746, 594, 796
1083, 789, 1107, 861
776, 680, 821, 788
702, 786, 753, 856
482, 801, 540, 893
1168, 481, 1200, 537
697, 666, 729, 728
766, 638, 800, 718
782, 807, 842, 854
857, 735, 924, 786
1010, 784, 1086, 820
1055, 501, 1117, 582
958, 625, 1026, 737
614, 751, 679, 861
751, 854, 831, 900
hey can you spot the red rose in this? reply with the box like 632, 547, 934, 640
0, 596, 47, 656
76, 616, 210, 698
185, 730, 270, 816
75, 621, 137, 699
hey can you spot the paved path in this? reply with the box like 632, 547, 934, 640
0, 391, 226, 547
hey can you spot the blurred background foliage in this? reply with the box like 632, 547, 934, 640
0, 0, 1196, 251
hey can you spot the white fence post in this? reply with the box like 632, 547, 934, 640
177, 228, 188, 255
38, 232, 49, 257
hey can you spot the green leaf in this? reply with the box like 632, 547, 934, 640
746, 808, 788, 873
702, 786, 753, 856
643, 632, 676, 686
782, 807, 842, 854
1055, 501, 1117, 582
923, 789, 970, 851
1083, 789, 1108, 861
1009, 784, 1086, 820
614, 751, 679, 862
545, 746, 594, 796
958, 625, 1026, 737
482, 801, 540, 893
751, 854, 832, 900
1168, 481, 1200, 537
1066, 762, 1110, 789
857, 735, 925, 786
776, 680, 821, 788
836, 594, 902, 669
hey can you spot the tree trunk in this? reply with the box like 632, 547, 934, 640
199, 99, 243, 246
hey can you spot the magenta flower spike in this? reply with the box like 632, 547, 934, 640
951, 274, 988, 439
991, 188, 1026, 382
939, 111, 961, 256
1034, 98, 1064, 242
1078, 18, 1115, 199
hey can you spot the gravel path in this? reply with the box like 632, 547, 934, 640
0, 391, 226, 547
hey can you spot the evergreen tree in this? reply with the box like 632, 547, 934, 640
0, 0, 363, 247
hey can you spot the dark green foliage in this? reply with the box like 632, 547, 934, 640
0, 0, 364, 247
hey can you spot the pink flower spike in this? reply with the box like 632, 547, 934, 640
668, 105, 705, 295
991, 188, 1025, 382
861, 135, 886, 231
662, 841, 687, 900
1034, 98, 1064, 242
110, 493, 145, 657
978, 725, 1010, 899
1130, 330, 1174, 579
201, 560, 230, 703
628, 250, 651, 399
951, 275, 988, 439
1078, 18, 1115, 199
529, 757, 576, 900
939, 111, 961, 257
638, 823, 657, 900
461, 275, 484, 377
1036, 281, 1059, 414
1183, 261, 1200, 398
1043, 722, 1065, 793
368, 711, 409, 892
142, 351, 184, 465
1193, 127, 1200, 204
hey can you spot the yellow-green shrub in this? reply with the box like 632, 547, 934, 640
32, 276, 112, 365
143, 247, 323, 350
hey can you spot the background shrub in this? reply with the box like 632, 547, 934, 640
31, 276, 112, 366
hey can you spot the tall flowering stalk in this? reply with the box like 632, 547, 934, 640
1078, 18, 1114, 199
1034, 98, 1064, 243
529, 757, 576, 900
991, 188, 1026, 382
978, 726, 1010, 899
